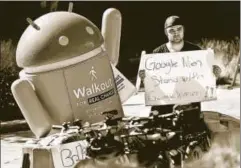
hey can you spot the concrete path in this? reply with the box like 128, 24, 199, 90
202, 87, 240, 119
1, 131, 34, 168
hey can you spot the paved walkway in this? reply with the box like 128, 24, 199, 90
1, 131, 34, 168
202, 87, 240, 119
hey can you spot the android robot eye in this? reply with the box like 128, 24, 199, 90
59, 36, 69, 46
86, 26, 94, 35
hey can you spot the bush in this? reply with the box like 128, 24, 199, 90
1, 39, 19, 72
198, 37, 240, 85
0, 39, 24, 121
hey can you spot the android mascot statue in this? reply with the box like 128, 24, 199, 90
11, 8, 123, 139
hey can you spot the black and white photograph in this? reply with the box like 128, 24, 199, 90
0, 1, 240, 168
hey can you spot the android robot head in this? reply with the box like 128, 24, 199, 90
12, 11, 124, 138
17, 12, 104, 72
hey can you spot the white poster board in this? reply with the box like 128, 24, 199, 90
51, 140, 88, 168
139, 49, 217, 105
112, 64, 137, 103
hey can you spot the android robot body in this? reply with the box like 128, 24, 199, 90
11, 11, 123, 138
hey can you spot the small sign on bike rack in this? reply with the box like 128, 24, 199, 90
112, 64, 137, 103
51, 140, 88, 168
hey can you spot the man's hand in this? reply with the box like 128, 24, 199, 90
212, 65, 222, 78
139, 69, 146, 80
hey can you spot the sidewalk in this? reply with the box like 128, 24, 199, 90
1, 120, 29, 134
1, 131, 34, 168
202, 87, 240, 119
0, 88, 240, 134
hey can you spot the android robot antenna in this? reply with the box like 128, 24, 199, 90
26, 18, 40, 30
68, 2, 74, 12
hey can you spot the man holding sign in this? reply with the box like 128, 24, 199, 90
139, 15, 211, 128
137, 15, 216, 167
154, 15, 203, 119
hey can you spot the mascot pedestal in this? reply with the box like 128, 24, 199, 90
21, 129, 89, 168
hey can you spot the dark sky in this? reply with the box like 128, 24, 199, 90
0, 1, 240, 77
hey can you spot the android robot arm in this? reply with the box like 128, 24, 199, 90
101, 8, 122, 67
11, 79, 52, 138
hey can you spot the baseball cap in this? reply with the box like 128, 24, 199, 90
164, 16, 184, 29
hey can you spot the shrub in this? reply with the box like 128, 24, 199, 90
198, 37, 240, 85
0, 39, 23, 121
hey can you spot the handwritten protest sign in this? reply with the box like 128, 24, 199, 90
139, 49, 217, 105
112, 64, 137, 103
51, 140, 88, 168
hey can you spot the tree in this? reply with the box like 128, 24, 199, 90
40, 1, 58, 12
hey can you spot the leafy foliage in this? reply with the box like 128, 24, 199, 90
198, 37, 240, 84
0, 39, 23, 121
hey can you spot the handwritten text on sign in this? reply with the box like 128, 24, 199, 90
141, 50, 216, 105
51, 140, 88, 168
